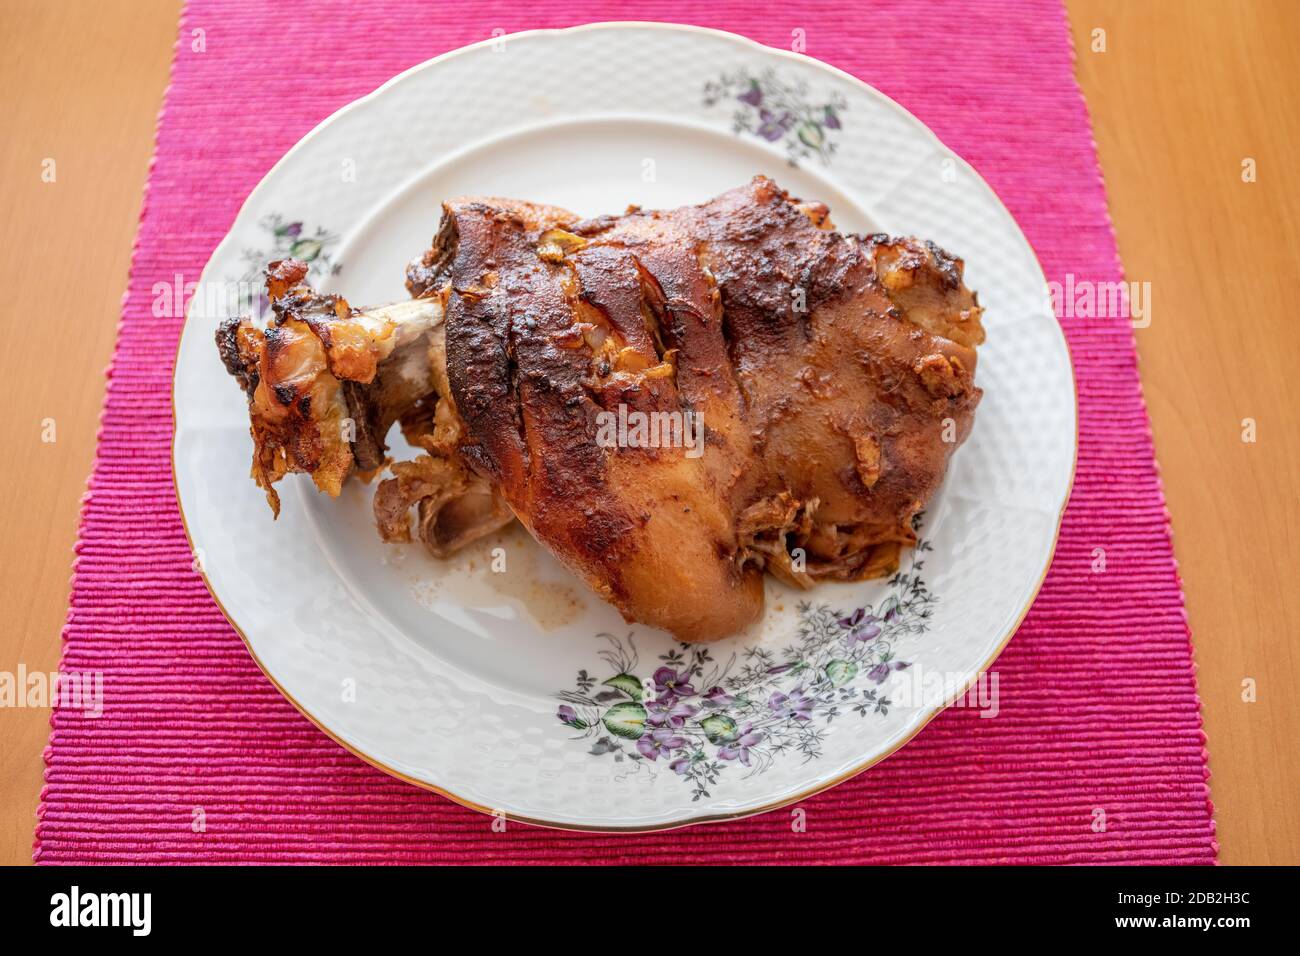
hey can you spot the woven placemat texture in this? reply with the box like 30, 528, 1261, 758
35, 0, 1216, 864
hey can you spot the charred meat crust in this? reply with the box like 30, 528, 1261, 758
217, 179, 984, 643
215, 259, 448, 514
435, 176, 983, 640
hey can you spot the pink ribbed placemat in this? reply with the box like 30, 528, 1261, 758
35, 0, 1216, 864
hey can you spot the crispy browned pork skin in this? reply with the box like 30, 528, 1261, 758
214, 259, 510, 555
217, 176, 984, 641
216, 260, 441, 509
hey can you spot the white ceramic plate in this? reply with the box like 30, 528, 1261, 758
173, 22, 1076, 831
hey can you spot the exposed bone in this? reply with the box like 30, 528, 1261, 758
216, 260, 446, 514
216, 177, 984, 643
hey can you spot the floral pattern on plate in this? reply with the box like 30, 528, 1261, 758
236, 214, 341, 314
556, 520, 935, 800
703, 67, 848, 166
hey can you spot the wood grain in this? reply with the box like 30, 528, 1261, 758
0, 0, 1295, 864
1069, 0, 1300, 865
0, 0, 182, 866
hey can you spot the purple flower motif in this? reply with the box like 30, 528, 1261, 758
646, 695, 699, 729
756, 108, 794, 142
670, 755, 696, 775
823, 107, 841, 130
283, 221, 303, 238
653, 666, 695, 699
556, 704, 585, 729
868, 660, 911, 683
717, 723, 764, 766
768, 688, 815, 722
766, 663, 796, 676
879, 597, 902, 623
701, 686, 735, 708
737, 82, 763, 107
637, 728, 687, 762
839, 607, 882, 645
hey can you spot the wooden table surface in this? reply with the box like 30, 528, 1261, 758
2, 0, 1296, 865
